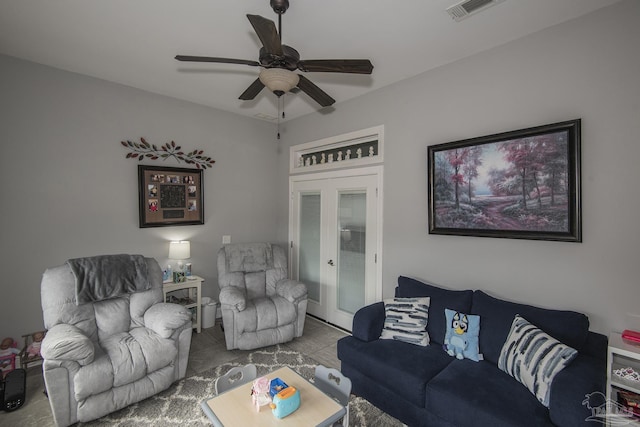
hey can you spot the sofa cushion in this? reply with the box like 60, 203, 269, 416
397, 276, 473, 345
426, 359, 555, 427
76, 365, 175, 423
380, 297, 430, 346
75, 348, 114, 401
94, 297, 131, 343
245, 271, 267, 299
238, 296, 296, 332
129, 327, 177, 373
337, 336, 452, 407
100, 329, 176, 388
443, 309, 483, 361
498, 315, 578, 407
548, 353, 607, 426
471, 290, 589, 364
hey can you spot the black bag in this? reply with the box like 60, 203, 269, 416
2, 368, 26, 411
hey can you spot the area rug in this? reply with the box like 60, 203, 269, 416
80, 345, 403, 426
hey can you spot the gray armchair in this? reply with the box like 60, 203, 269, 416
217, 243, 307, 350
40, 255, 192, 427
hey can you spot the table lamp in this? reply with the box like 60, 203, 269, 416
169, 241, 191, 281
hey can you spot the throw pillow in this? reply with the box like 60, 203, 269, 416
498, 314, 578, 407
380, 297, 430, 346
443, 309, 483, 361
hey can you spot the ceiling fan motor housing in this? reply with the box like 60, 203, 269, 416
259, 45, 300, 70
270, 0, 289, 14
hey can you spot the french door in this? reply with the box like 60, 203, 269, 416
289, 167, 382, 331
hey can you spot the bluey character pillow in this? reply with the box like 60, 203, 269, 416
443, 308, 483, 361
380, 297, 430, 346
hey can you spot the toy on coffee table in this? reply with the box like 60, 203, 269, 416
269, 377, 301, 419
251, 376, 272, 411
0, 337, 20, 378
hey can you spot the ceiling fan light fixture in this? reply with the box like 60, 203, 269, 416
259, 68, 299, 97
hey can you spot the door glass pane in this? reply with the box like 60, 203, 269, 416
337, 192, 366, 314
299, 193, 321, 302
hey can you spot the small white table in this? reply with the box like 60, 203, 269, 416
163, 275, 203, 333
201, 366, 346, 427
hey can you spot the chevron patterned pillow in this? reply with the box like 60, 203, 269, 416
380, 297, 430, 346
498, 314, 578, 407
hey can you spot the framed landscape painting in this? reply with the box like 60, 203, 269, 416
138, 165, 204, 228
428, 119, 581, 242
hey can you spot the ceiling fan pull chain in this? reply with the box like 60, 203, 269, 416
277, 96, 282, 140
277, 95, 288, 140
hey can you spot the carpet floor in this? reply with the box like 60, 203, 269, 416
79, 345, 403, 426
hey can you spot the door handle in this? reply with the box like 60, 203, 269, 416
328, 259, 334, 266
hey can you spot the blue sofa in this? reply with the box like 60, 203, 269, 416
337, 276, 607, 427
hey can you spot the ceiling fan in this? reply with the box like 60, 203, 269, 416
175, 0, 373, 108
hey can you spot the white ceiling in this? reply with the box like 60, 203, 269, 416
0, 0, 621, 122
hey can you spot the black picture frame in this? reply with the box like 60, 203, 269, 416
138, 165, 204, 228
428, 119, 581, 242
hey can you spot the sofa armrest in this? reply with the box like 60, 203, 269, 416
41, 324, 95, 366
144, 303, 192, 338
352, 302, 385, 342
548, 353, 607, 427
276, 279, 307, 303
582, 331, 608, 361
219, 286, 247, 311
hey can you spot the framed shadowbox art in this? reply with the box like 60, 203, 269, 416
428, 119, 581, 242
138, 165, 204, 228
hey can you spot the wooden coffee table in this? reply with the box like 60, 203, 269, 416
201, 366, 346, 426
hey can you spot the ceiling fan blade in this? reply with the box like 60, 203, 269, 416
298, 59, 374, 74
247, 14, 283, 56
175, 55, 260, 67
239, 78, 266, 100
296, 75, 335, 107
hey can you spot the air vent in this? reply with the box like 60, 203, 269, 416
446, 0, 505, 22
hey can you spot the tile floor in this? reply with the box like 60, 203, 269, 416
0, 316, 348, 427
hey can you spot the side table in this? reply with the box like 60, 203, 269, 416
163, 276, 203, 333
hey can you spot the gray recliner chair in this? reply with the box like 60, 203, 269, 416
40, 254, 192, 427
217, 243, 308, 350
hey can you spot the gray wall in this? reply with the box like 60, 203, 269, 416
0, 55, 280, 339
277, 0, 640, 335
1, 0, 637, 341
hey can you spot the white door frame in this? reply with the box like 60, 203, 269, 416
289, 165, 384, 328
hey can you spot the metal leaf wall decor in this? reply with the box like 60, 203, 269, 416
121, 137, 215, 169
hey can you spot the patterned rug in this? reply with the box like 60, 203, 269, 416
80, 345, 403, 426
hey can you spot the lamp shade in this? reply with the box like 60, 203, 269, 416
259, 68, 300, 96
168, 241, 191, 260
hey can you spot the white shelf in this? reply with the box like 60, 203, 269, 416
163, 275, 203, 333
611, 361, 640, 395
607, 332, 640, 425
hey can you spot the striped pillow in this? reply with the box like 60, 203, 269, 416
380, 297, 430, 346
498, 315, 578, 407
